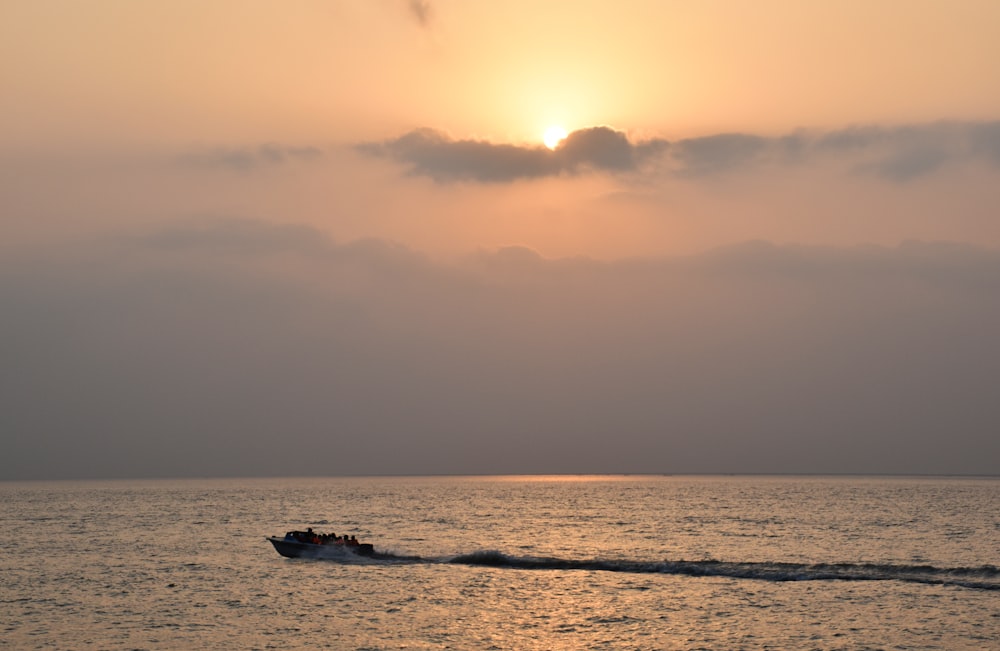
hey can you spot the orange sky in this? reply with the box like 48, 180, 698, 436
3, 1, 1000, 258
4, 1, 1000, 146
0, 0, 1000, 143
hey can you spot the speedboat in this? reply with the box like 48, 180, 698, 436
267, 530, 375, 558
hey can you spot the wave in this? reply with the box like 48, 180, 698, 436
437, 551, 999, 591
327, 548, 998, 591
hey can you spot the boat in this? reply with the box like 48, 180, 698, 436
267, 529, 375, 558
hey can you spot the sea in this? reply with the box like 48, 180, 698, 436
1, 475, 997, 650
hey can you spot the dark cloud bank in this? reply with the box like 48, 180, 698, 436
3, 219, 999, 480
358, 126, 669, 182
360, 121, 1000, 183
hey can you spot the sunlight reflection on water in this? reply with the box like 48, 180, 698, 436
1, 475, 997, 649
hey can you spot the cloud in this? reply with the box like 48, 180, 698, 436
360, 120, 1000, 184
670, 133, 771, 176
176, 143, 325, 171
407, 0, 432, 27
3, 218, 999, 478
135, 217, 335, 256
671, 121, 1000, 181
813, 121, 1000, 182
357, 126, 669, 182
816, 123, 958, 182
558, 126, 660, 171
970, 121, 1000, 164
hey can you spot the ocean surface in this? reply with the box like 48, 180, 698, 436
1, 475, 997, 650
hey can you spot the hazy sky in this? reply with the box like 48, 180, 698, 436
3, 1, 999, 479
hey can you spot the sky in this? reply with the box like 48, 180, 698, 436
2, 1, 999, 479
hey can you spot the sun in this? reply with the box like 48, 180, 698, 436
543, 125, 568, 150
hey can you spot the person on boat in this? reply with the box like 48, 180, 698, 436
347, 535, 359, 547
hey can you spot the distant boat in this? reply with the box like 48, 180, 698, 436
268, 530, 375, 558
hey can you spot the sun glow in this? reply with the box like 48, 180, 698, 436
543, 125, 568, 150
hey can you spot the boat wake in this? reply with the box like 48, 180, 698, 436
358, 549, 999, 591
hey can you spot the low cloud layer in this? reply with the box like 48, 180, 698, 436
360, 121, 1000, 184
3, 218, 998, 479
